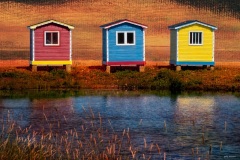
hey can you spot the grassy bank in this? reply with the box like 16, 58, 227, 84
0, 66, 240, 92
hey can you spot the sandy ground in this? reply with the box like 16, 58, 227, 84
1, 60, 240, 69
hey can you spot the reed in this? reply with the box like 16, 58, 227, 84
1, 105, 229, 159
0, 108, 165, 159
220, 141, 222, 151
202, 133, 205, 144
164, 120, 167, 132
224, 121, 227, 131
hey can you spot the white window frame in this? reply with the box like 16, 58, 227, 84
44, 31, 60, 46
116, 31, 135, 45
189, 31, 203, 45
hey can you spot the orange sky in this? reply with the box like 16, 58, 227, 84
0, 0, 239, 61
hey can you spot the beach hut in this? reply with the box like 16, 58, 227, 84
100, 19, 147, 73
168, 20, 217, 71
28, 20, 74, 72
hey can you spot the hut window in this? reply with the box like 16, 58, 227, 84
127, 33, 134, 44
118, 33, 125, 44
116, 31, 135, 45
189, 32, 202, 45
45, 31, 59, 45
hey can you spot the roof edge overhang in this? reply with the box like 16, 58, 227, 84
100, 19, 148, 29
28, 20, 74, 30
168, 21, 217, 30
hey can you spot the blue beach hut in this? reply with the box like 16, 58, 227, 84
100, 19, 148, 73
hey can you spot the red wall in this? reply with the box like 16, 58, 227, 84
34, 24, 70, 61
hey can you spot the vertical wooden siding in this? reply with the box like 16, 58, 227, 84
30, 29, 33, 61
108, 23, 144, 62
178, 24, 213, 62
34, 24, 70, 61
170, 30, 177, 64
102, 30, 107, 62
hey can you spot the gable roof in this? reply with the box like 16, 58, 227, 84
100, 19, 148, 29
28, 20, 74, 30
168, 20, 217, 30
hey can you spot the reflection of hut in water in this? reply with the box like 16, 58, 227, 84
174, 96, 215, 125
29, 98, 74, 132
171, 96, 216, 150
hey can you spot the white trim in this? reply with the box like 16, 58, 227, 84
102, 20, 147, 29
70, 30, 72, 61
116, 31, 135, 45
172, 22, 217, 30
189, 31, 203, 45
28, 20, 74, 30
106, 29, 109, 62
44, 31, 60, 46
32, 30, 35, 61
212, 30, 215, 62
143, 30, 145, 61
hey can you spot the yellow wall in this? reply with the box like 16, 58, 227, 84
178, 24, 214, 62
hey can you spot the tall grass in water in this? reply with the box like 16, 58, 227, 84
0, 107, 162, 160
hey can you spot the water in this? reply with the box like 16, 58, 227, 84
0, 91, 240, 159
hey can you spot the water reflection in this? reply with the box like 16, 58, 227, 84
174, 96, 216, 134
0, 92, 240, 159
0, 99, 31, 127
169, 96, 216, 157
29, 98, 74, 132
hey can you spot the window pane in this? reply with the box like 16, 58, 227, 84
52, 32, 58, 44
46, 33, 51, 44
199, 32, 202, 44
193, 32, 196, 44
118, 33, 124, 44
190, 32, 203, 45
196, 32, 199, 44
190, 32, 193, 44
127, 32, 134, 44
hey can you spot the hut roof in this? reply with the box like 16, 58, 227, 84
28, 20, 74, 30
168, 20, 217, 30
100, 19, 147, 29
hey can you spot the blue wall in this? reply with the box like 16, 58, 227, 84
102, 23, 144, 63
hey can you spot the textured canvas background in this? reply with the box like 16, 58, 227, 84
0, 0, 239, 66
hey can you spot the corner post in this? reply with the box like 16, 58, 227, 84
176, 65, 181, 71
210, 65, 214, 71
65, 65, 72, 73
139, 66, 145, 72
106, 66, 111, 73
31, 65, 37, 72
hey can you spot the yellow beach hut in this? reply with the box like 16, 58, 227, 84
168, 20, 217, 71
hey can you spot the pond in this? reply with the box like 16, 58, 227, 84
0, 90, 240, 159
